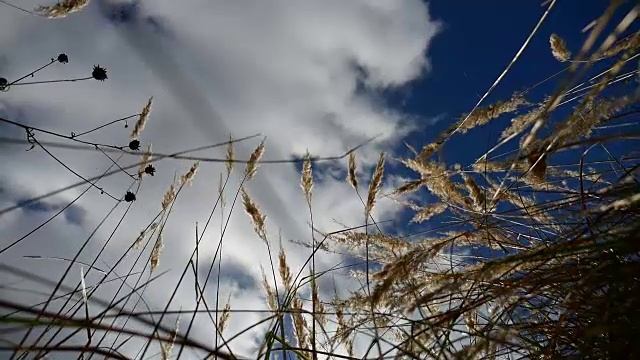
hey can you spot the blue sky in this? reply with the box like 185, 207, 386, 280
401, 0, 638, 162
0, 0, 638, 358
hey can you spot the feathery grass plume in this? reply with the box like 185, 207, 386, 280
417, 142, 440, 160
179, 161, 200, 186
393, 178, 427, 196
149, 233, 163, 272
403, 158, 468, 206
278, 244, 292, 290
241, 187, 266, 240
133, 222, 158, 250
412, 202, 447, 223
217, 302, 231, 333
225, 135, 234, 176
371, 237, 454, 305
137, 143, 153, 178
347, 152, 358, 189
131, 97, 152, 139
461, 173, 486, 210
549, 33, 572, 62
300, 151, 313, 206
260, 266, 278, 311
343, 231, 411, 253
501, 98, 549, 140
244, 139, 265, 181
161, 316, 179, 360
161, 183, 176, 210
472, 159, 520, 173
365, 152, 385, 218
35, 0, 89, 18
457, 93, 528, 133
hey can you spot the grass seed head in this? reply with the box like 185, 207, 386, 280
179, 161, 200, 186
225, 135, 234, 176
161, 183, 176, 210
301, 151, 313, 205
131, 97, 153, 139
149, 233, 163, 272
260, 266, 278, 311
217, 302, 231, 333
550, 33, 571, 62
241, 187, 266, 240
35, 0, 89, 18
347, 152, 358, 189
365, 152, 385, 218
245, 140, 265, 181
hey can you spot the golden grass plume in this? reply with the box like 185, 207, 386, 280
245, 140, 265, 181
241, 187, 266, 240
550, 33, 571, 62
131, 97, 152, 139
347, 152, 358, 189
365, 152, 385, 218
301, 151, 313, 206
35, 0, 89, 18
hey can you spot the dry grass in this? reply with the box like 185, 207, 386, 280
323, 10, 640, 359
2, 3, 639, 360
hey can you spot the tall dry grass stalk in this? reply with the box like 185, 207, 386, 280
35, 0, 89, 18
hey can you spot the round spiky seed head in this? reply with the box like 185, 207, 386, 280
129, 139, 141, 151
92, 65, 108, 81
144, 164, 156, 176
124, 191, 136, 202
57, 53, 69, 64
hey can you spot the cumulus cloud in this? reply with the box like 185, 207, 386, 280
0, 0, 441, 357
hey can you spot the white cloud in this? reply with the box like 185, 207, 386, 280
0, 0, 441, 357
